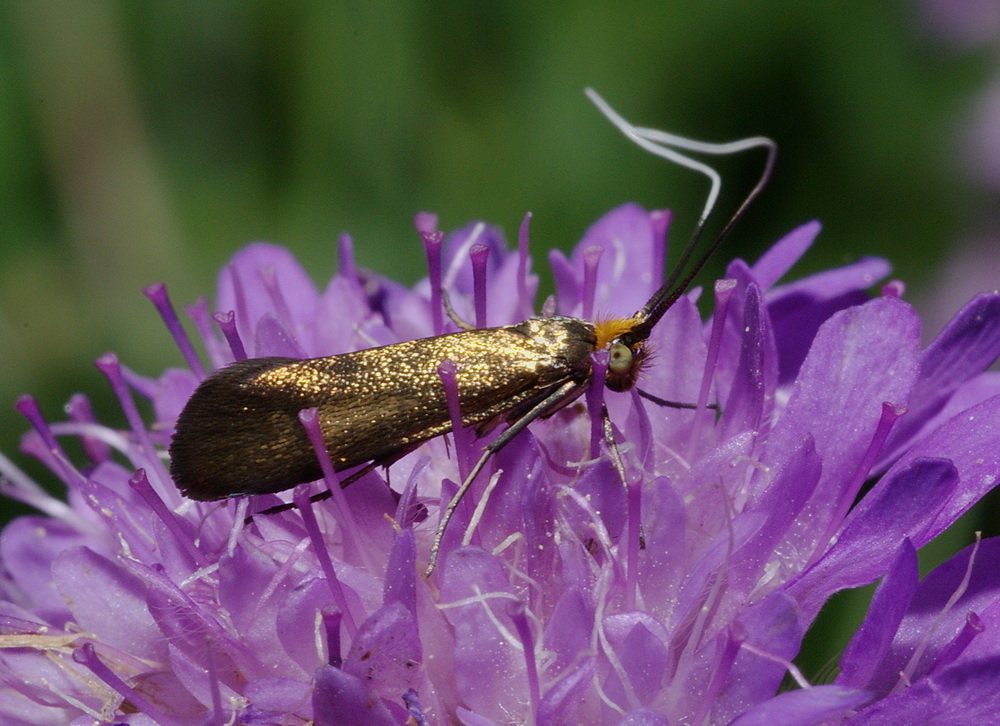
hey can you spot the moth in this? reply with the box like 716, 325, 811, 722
168, 89, 776, 573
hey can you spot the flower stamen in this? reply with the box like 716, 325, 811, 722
892, 534, 983, 695
145, 282, 205, 378
292, 485, 358, 636
73, 642, 175, 724
508, 600, 541, 717
471, 242, 490, 328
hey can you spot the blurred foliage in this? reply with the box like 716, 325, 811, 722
0, 0, 995, 682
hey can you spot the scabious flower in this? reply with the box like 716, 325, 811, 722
2, 204, 1000, 724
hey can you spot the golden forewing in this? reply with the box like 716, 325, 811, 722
170, 317, 597, 498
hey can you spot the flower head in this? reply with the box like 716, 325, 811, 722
2, 205, 1000, 724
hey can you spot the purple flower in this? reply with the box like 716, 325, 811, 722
2, 204, 1000, 724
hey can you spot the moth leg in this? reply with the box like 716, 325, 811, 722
245, 442, 422, 522
636, 387, 718, 412
602, 401, 646, 550
441, 288, 476, 330
601, 402, 628, 487
425, 379, 581, 576
243, 461, 382, 521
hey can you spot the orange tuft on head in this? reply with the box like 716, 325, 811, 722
594, 316, 641, 349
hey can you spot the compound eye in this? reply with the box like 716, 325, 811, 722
608, 341, 633, 373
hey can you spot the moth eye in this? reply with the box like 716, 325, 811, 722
608, 342, 633, 373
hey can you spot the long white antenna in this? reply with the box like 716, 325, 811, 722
584, 87, 777, 332
585, 87, 775, 238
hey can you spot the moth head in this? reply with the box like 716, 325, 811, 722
595, 316, 649, 392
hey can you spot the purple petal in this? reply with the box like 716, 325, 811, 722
543, 586, 595, 673
338, 468, 399, 559
456, 706, 501, 726
635, 477, 686, 622
51, 547, 165, 662
728, 684, 872, 726
879, 292, 1000, 466
243, 677, 311, 716
312, 665, 397, 726
164, 639, 238, 714
837, 539, 919, 689
766, 257, 891, 384
768, 256, 890, 305
920, 0, 1000, 47
138, 560, 247, 687
750, 221, 821, 290
0, 517, 86, 624
253, 313, 307, 358
844, 657, 1000, 725
860, 536, 1000, 695
618, 707, 671, 726
355, 270, 412, 337
218, 546, 296, 674
712, 591, 806, 720
673, 431, 756, 559
717, 281, 771, 440
759, 297, 921, 570
888, 392, 1000, 540
470, 432, 554, 575
601, 616, 669, 707
0, 645, 107, 720
608, 294, 707, 487
483, 246, 539, 326
668, 511, 766, 641
572, 203, 661, 317
380, 284, 436, 342
131, 669, 206, 719
731, 434, 822, 597
439, 547, 524, 721
873, 371, 1000, 472
441, 221, 508, 294
535, 659, 596, 726
633, 293, 706, 408
571, 460, 628, 540
215, 243, 320, 358
449, 438, 556, 578
343, 601, 422, 698
383, 528, 417, 616
151, 367, 199, 425
713, 264, 778, 428
789, 458, 959, 620
276, 579, 336, 674
549, 248, 579, 316
313, 275, 378, 355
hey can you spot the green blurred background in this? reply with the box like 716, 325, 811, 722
1, 1, 995, 681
